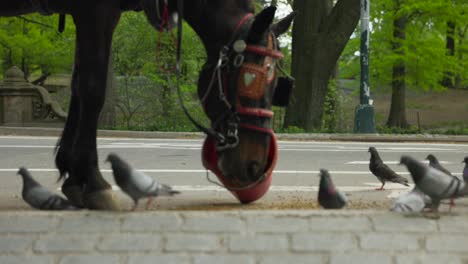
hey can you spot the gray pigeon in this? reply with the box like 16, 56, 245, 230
426, 154, 452, 176
318, 169, 348, 209
18, 167, 77, 210
426, 154, 457, 208
400, 155, 467, 214
369, 147, 410, 190
106, 153, 180, 210
391, 187, 432, 213
462, 156, 468, 182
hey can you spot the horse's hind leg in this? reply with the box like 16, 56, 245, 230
70, 4, 121, 210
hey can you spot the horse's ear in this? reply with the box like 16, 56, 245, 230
271, 12, 295, 37
247, 6, 277, 43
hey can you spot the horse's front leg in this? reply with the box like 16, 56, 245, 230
71, 4, 121, 210
55, 63, 85, 207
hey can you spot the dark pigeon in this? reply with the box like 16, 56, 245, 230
106, 153, 180, 210
391, 187, 432, 213
400, 155, 467, 214
426, 154, 452, 176
18, 167, 77, 210
368, 147, 410, 190
318, 169, 348, 209
462, 156, 468, 183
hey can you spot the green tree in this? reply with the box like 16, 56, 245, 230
0, 14, 75, 79
284, 0, 361, 131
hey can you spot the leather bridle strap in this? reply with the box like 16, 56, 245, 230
175, 0, 227, 143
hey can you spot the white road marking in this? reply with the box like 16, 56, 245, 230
0, 168, 462, 176
0, 143, 465, 153
346, 160, 450, 165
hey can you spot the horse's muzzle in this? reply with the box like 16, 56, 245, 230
202, 133, 278, 203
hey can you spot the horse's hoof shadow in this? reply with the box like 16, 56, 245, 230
62, 185, 85, 208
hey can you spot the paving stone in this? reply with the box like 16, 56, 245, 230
57, 214, 120, 233
292, 233, 357, 252
246, 216, 309, 233
0, 235, 34, 253
426, 235, 468, 252
228, 234, 289, 252
0, 256, 53, 264
98, 234, 162, 252
34, 235, 98, 253
121, 213, 181, 232
360, 233, 421, 251
331, 253, 392, 264
395, 254, 464, 264
193, 254, 255, 264
59, 255, 119, 264
182, 214, 245, 233
258, 254, 325, 264
371, 215, 437, 232
309, 217, 372, 232
438, 216, 468, 233
165, 234, 221, 252
0, 215, 58, 233
128, 254, 190, 264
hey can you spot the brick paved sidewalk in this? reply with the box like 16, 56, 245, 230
0, 210, 467, 264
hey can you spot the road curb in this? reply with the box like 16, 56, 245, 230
1, 126, 468, 143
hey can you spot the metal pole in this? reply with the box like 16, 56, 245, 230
354, 0, 376, 133
360, 0, 370, 105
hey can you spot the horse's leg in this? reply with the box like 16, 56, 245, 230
71, 4, 121, 210
55, 58, 84, 207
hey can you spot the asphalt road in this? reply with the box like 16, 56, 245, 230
1, 135, 467, 211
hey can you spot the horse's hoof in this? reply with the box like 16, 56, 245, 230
62, 185, 85, 208
83, 189, 121, 211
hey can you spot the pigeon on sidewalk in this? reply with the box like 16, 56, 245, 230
391, 187, 431, 213
106, 153, 180, 210
463, 156, 468, 182
400, 155, 467, 215
426, 154, 452, 176
318, 169, 348, 209
368, 147, 410, 190
18, 167, 77, 210
426, 154, 457, 208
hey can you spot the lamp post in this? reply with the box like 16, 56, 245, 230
354, 0, 376, 133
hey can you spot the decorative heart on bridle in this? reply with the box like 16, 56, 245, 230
243, 72, 257, 87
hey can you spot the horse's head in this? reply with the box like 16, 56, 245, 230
198, 6, 294, 202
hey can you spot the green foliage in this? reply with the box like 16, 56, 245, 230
277, 125, 305, 133
339, 0, 468, 91
111, 12, 208, 131
0, 15, 75, 78
376, 124, 420, 134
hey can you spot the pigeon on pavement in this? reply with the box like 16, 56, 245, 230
426, 154, 452, 176
463, 156, 468, 182
426, 154, 457, 208
391, 187, 431, 213
106, 153, 180, 210
400, 155, 467, 214
318, 169, 348, 209
368, 147, 410, 190
18, 167, 77, 210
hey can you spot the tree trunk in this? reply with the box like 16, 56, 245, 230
441, 20, 455, 89
284, 0, 360, 131
386, 5, 409, 128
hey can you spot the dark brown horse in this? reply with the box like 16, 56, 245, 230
0, 0, 293, 209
